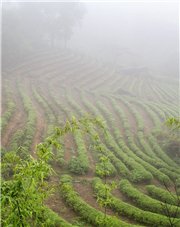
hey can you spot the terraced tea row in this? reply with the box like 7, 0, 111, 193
2, 50, 179, 226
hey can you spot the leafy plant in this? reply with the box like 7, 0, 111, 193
92, 177, 180, 227
1, 141, 54, 226
95, 156, 117, 225
1, 116, 102, 226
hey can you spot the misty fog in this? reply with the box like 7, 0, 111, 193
70, 2, 179, 77
2, 1, 179, 77
1, 2, 180, 226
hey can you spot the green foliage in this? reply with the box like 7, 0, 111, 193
103, 129, 152, 182
1, 150, 22, 179
146, 185, 180, 206
2, 116, 103, 226
68, 156, 87, 175
119, 179, 180, 217
94, 155, 117, 224
153, 117, 180, 165
55, 145, 65, 167
87, 124, 130, 178
147, 134, 177, 167
45, 208, 75, 226
111, 98, 171, 184
68, 130, 89, 175
1, 100, 15, 132
159, 168, 180, 181
93, 174, 117, 225
33, 88, 56, 135
162, 136, 180, 164
59, 175, 138, 227
92, 177, 180, 227
1, 142, 54, 226
166, 117, 180, 130
11, 87, 37, 151
121, 97, 177, 172
96, 156, 117, 177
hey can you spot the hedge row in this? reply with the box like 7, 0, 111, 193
102, 98, 172, 183
92, 177, 180, 227
160, 103, 178, 117
146, 185, 180, 206
110, 97, 161, 166
89, 124, 131, 178
128, 98, 160, 127
33, 89, 66, 166
147, 134, 178, 169
127, 140, 170, 184
110, 97, 171, 184
118, 97, 168, 163
8, 86, 37, 152
33, 89, 55, 135
59, 175, 139, 227
79, 94, 132, 178
57, 90, 117, 176
159, 168, 180, 182
45, 208, 76, 227
129, 99, 178, 169
96, 100, 152, 182
147, 103, 166, 121
84, 97, 153, 182
53, 93, 118, 177
116, 98, 171, 166
125, 102, 173, 169
59, 93, 117, 176
9, 129, 25, 151
1, 99, 16, 132
68, 130, 89, 175
65, 91, 84, 117
95, 156, 117, 177
19, 89, 37, 151
104, 130, 152, 183
119, 179, 180, 217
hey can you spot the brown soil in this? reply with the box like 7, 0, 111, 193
64, 134, 77, 162
31, 108, 46, 154
103, 96, 126, 136
131, 101, 154, 134
30, 92, 47, 154
73, 178, 140, 225
45, 171, 79, 224
21, 77, 47, 156
112, 187, 128, 202
116, 98, 137, 135
1, 111, 26, 147
74, 179, 116, 216
1, 75, 26, 148
3, 51, 178, 226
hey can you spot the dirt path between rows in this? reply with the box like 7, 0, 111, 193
2, 74, 26, 148
2, 111, 25, 148
25, 78, 47, 155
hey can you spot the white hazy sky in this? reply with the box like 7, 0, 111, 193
70, 1, 179, 74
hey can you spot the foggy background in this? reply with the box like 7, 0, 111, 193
70, 1, 179, 77
2, 1, 179, 77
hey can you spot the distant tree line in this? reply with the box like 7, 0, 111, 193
2, 2, 86, 68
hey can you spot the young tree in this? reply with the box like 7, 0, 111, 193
1, 139, 55, 226
95, 155, 117, 226
166, 117, 180, 130
1, 116, 101, 226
